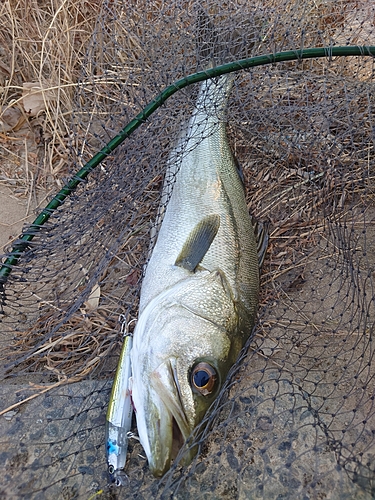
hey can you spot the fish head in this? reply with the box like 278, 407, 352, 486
131, 313, 233, 477
131, 271, 245, 477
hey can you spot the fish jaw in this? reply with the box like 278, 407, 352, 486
131, 358, 194, 477
130, 272, 238, 476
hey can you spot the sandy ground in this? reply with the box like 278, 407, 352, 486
0, 185, 32, 254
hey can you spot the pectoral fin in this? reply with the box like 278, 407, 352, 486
175, 214, 220, 272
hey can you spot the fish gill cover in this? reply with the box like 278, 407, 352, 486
0, 0, 375, 498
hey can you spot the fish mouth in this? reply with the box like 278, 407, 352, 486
137, 358, 194, 477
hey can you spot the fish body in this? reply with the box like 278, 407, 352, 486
130, 75, 260, 477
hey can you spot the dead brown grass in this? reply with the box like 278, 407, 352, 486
0, 0, 373, 193
0, 0, 104, 191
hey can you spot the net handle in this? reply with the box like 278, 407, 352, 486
1, 45, 374, 285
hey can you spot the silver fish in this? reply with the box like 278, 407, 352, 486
130, 74, 262, 477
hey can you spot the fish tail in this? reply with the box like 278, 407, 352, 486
196, 7, 260, 68
194, 7, 246, 120
193, 73, 234, 120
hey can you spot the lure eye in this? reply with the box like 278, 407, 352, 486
191, 362, 217, 396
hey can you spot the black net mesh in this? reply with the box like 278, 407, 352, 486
1, 0, 375, 498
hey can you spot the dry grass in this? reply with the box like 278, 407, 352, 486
6, 306, 118, 377
0, 0, 373, 191
0, 0, 104, 191
0, 0, 373, 187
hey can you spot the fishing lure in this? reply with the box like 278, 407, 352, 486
105, 315, 134, 486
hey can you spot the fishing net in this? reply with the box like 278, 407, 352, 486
1, 0, 375, 498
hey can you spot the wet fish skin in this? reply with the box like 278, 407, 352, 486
130, 75, 260, 477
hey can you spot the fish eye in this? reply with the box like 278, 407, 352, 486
190, 362, 217, 396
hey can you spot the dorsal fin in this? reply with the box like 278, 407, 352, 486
175, 214, 220, 272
